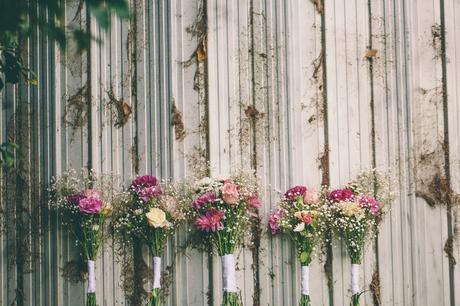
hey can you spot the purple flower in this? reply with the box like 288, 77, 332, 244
192, 192, 217, 209
327, 188, 354, 203
79, 197, 103, 214
130, 175, 159, 192
195, 209, 224, 232
139, 186, 162, 202
358, 196, 380, 216
67, 193, 85, 205
268, 208, 285, 234
284, 186, 307, 201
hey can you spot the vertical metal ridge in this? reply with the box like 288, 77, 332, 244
439, 0, 456, 304
319, 1, 333, 304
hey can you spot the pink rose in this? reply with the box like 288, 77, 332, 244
303, 188, 318, 205
79, 197, 103, 214
302, 213, 313, 225
247, 195, 261, 208
83, 189, 101, 199
222, 180, 239, 204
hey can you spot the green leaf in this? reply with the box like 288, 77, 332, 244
1, 153, 14, 168
27, 78, 38, 86
0, 141, 18, 169
4, 51, 21, 84
72, 29, 92, 54
108, 0, 130, 19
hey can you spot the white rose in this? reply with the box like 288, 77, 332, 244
145, 208, 168, 228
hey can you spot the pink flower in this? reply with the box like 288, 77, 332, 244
79, 197, 103, 214
192, 192, 217, 209
195, 209, 225, 232
327, 188, 354, 203
247, 195, 261, 209
302, 213, 313, 225
303, 188, 319, 205
83, 189, 101, 199
358, 196, 380, 216
284, 186, 307, 201
139, 186, 162, 202
130, 175, 158, 192
222, 180, 240, 204
268, 208, 285, 234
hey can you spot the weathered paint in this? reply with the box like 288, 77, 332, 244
1, 0, 459, 305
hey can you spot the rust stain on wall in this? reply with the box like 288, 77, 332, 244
172, 101, 186, 141
63, 83, 89, 130
106, 86, 133, 128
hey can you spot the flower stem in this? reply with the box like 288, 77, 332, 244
351, 293, 360, 306
148, 288, 161, 306
299, 294, 311, 306
86, 293, 97, 306
222, 291, 241, 306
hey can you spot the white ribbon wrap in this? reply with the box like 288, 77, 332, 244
301, 265, 310, 295
153, 257, 162, 289
221, 254, 237, 292
87, 260, 96, 293
351, 264, 360, 294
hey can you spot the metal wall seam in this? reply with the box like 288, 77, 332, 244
324, 0, 374, 305
370, 0, 400, 304
444, 0, 460, 304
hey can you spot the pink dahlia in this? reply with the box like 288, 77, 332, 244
284, 186, 307, 201
358, 196, 380, 216
195, 209, 224, 232
192, 192, 217, 209
268, 208, 285, 234
130, 175, 158, 192
79, 197, 103, 214
247, 195, 261, 209
327, 188, 354, 203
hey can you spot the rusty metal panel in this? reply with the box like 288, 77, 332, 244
1, 0, 460, 305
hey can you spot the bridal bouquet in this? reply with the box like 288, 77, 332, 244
327, 171, 394, 306
112, 175, 185, 306
49, 170, 114, 306
189, 175, 260, 306
268, 185, 328, 306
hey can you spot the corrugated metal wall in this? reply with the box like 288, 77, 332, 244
1, 0, 459, 305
